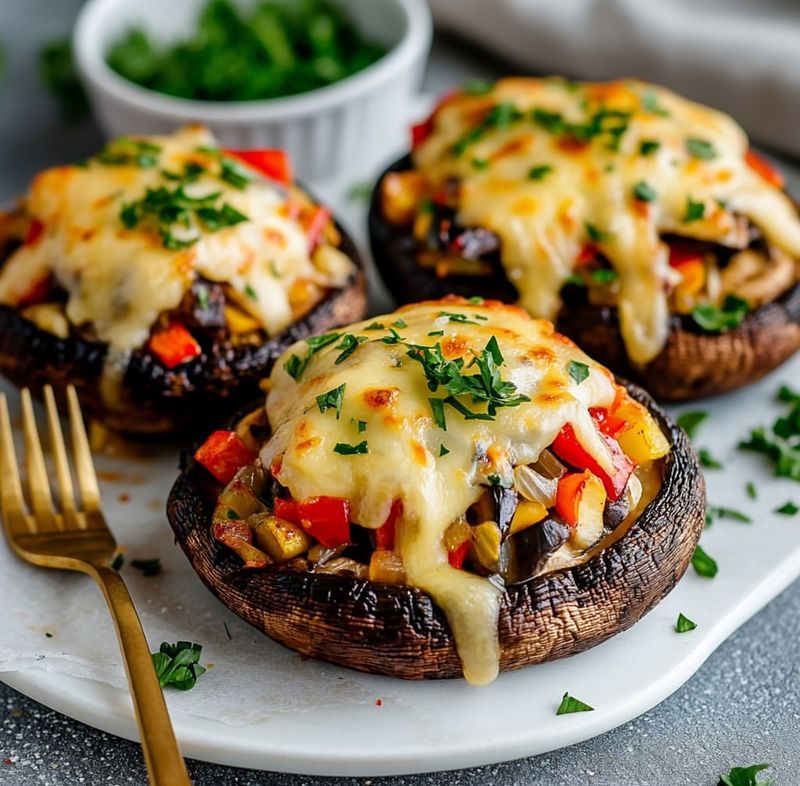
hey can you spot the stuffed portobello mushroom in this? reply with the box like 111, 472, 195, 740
369, 78, 800, 400
0, 126, 366, 437
167, 297, 705, 684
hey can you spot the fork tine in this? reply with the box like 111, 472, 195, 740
0, 392, 26, 522
66, 386, 101, 512
44, 386, 78, 529
20, 389, 58, 529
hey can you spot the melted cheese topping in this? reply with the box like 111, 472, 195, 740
0, 126, 351, 352
264, 299, 623, 684
413, 78, 800, 364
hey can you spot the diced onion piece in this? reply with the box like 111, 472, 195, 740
514, 464, 558, 507
555, 471, 607, 549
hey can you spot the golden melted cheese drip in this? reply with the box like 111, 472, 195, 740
264, 299, 620, 685
413, 78, 800, 364
0, 126, 351, 352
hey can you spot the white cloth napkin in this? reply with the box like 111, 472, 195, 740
428, 0, 800, 157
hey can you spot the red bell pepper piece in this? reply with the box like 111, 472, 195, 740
551, 423, 634, 501
224, 149, 293, 185
745, 149, 784, 190
148, 323, 202, 369
576, 243, 597, 266
668, 242, 703, 268
589, 407, 627, 439
448, 540, 471, 569
17, 276, 52, 308
25, 219, 45, 246
375, 500, 402, 550
194, 430, 257, 485
274, 497, 299, 523
296, 496, 350, 548
304, 205, 331, 253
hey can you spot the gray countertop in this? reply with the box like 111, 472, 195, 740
1, 2, 799, 784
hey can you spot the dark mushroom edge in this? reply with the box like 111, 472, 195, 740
0, 221, 366, 440
368, 155, 800, 401
166, 381, 706, 680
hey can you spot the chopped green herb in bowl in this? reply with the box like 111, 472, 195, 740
106, 0, 387, 103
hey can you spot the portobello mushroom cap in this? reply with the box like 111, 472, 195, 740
368, 155, 800, 401
166, 381, 706, 680
0, 222, 367, 439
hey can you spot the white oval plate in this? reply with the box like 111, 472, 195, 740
1, 171, 800, 778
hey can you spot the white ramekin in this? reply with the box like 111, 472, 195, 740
74, 0, 431, 181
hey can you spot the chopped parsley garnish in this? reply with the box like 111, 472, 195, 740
226, 509, 238, 520
686, 136, 717, 160
471, 157, 489, 170
585, 222, 613, 243
438, 311, 480, 325
699, 448, 723, 469
556, 692, 594, 715
346, 182, 373, 203
676, 411, 708, 440
393, 319, 408, 328
131, 558, 162, 576
564, 273, 585, 287
746, 481, 757, 500
218, 156, 253, 189
675, 613, 697, 633
462, 78, 494, 96
284, 332, 342, 380
775, 500, 798, 516
740, 385, 800, 482
591, 269, 619, 284
410, 336, 529, 431
692, 544, 718, 577
162, 161, 206, 183
364, 322, 385, 331
333, 440, 368, 455
692, 295, 749, 332
243, 284, 258, 300
718, 763, 773, 786
709, 506, 752, 524
467, 296, 485, 305
151, 641, 206, 691
119, 184, 248, 249
439, 444, 450, 457
639, 139, 661, 155
380, 328, 406, 345
642, 91, 669, 117
97, 137, 161, 168
684, 196, 706, 223
316, 383, 346, 419
532, 106, 630, 149
451, 101, 524, 156
487, 474, 512, 488
428, 330, 445, 337
528, 164, 553, 181
567, 360, 590, 385
334, 334, 367, 364
632, 180, 657, 202
355, 420, 367, 433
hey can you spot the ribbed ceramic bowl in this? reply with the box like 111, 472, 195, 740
74, 0, 431, 181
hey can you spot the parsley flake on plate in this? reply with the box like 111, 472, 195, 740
699, 448, 724, 469
151, 641, 206, 691
692, 544, 718, 577
675, 613, 697, 633
775, 500, 798, 516
676, 411, 708, 440
556, 692, 594, 715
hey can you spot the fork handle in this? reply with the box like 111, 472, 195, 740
90, 565, 191, 786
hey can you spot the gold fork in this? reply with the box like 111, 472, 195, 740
0, 384, 190, 786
